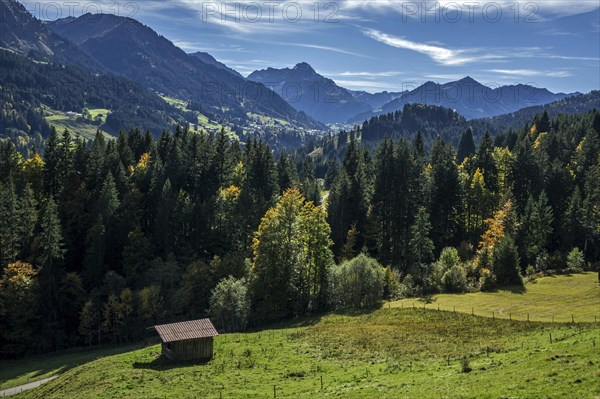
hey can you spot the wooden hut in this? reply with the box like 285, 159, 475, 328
154, 319, 218, 361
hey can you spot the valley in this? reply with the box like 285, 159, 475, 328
0, 1, 599, 398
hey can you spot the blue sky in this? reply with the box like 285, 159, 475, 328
28, 1, 600, 93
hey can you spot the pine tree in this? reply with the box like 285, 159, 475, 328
457, 128, 475, 162
523, 191, 554, 263
36, 198, 66, 350
511, 137, 542, 214
429, 138, 462, 251
0, 182, 19, 265
561, 187, 586, 250
409, 207, 434, 266
493, 236, 522, 286
327, 140, 370, 256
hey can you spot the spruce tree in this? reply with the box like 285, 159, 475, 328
457, 128, 475, 162
36, 198, 66, 350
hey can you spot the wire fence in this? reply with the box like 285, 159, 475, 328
388, 301, 600, 323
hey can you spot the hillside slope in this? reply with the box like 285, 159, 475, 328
47, 14, 322, 129
11, 307, 600, 398
0, 0, 102, 71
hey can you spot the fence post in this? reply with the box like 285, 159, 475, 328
320, 376, 323, 390
549, 333, 552, 344
273, 385, 277, 399
571, 314, 574, 323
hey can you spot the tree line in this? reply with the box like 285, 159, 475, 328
0, 109, 598, 357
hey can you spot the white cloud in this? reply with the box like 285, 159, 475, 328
338, 1, 599, 19
329, 71, 403, 77
489, 69, 572, 77
333, 79, 396, 91
363, 29, 502, 66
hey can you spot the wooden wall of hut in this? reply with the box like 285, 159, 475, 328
162, 337, 214, 361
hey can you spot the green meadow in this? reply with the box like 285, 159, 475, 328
3, 273, 598, 399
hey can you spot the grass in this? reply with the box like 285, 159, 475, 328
4, 273, 599, 398
45, 107, 112, 141
0, 345, 139, 391
86, 108, 111, 124
247, 112, 290, 127
390, 272, 600, 323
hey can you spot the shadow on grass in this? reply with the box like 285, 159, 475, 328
133, 356, 210, 371
486, 284, 527, 294
0, 343, 142, 389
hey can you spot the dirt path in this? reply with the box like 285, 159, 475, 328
0, 376, 58, 397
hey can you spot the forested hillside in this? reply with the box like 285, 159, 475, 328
0, 109, 598, 357
0, 50, 194, 150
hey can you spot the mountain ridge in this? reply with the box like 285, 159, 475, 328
46, 13, 323, 130
248, 62, 372, 124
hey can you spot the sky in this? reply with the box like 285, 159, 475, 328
27, 0, 600, 93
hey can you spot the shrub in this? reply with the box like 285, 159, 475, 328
398, 274, 420, 298
329, 254, 385, 309
441, 265, 468, 293
210, 277, 250, 332
458, 241, 474, 262
524, 265, 537, 283
566, 248, 585, 273
383, 267, 401, 300
479, 268, 497, 291
438, 247, 461, 272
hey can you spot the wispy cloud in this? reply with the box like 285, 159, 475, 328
363, 29, 502, 66
285, 43, 365, 57
489, 69, 572, 77
340, 0, 599, 19
329, 71, 403, 77
333, 79, 396, 91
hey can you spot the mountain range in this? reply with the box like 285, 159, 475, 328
248, 63, 373, 124
45, 12, 321, 129
0, 0, 596, 147
357, 77, 570, 121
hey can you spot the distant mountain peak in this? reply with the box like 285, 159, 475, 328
456, 76, 483, 86
293, 62, 316, 74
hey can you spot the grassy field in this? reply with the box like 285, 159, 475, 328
87, 108, 111, 124
45, 108, 112, 141
0, 345, 139, 391
3, 273, 599, 398
390, 272, 600, 323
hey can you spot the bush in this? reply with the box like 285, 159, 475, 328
438, 247, 461, 272
398, 274, 420, 298
458, 241, 474, 262
383, 267, 401, 300
210, 277, 250, 332
566, 248, 585, 273
441, 265, 468, 293
479, 268, 497, 291
329, 254, 385, 309
524, 265, 537, 283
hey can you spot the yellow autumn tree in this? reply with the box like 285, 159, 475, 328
474, 199, 519, 271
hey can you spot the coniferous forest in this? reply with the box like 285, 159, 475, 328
0, 108, 598, 358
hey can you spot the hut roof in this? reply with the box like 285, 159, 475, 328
154, 319, 218, 343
